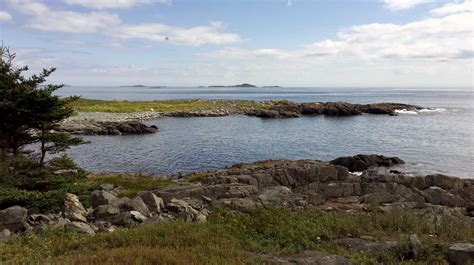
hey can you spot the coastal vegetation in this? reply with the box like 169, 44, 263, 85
1, 207, 472, 264
71, 98, 268, 113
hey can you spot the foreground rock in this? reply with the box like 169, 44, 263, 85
448, 243, 474, 265
1, 156, 472, 264
58, 120, 158, 135
0, 206, 28, 233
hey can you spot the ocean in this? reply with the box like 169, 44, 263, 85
61, 86, 474, 178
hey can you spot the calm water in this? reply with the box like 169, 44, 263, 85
64, 86, 474, 178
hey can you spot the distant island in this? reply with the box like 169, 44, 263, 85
119, 85, 166, 88
207, 83, 257, 88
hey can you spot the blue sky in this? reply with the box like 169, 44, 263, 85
0, 0, 472, 87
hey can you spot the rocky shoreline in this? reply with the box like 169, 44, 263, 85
60, 100, 422, 135
1, 155, 473, 264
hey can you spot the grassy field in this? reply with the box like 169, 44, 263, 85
72, 98, 267, 113
1, 207, 472, 264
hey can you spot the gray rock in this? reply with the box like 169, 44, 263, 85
216, 198, 256, 213
141, 215, 167, 226
195, 212, 207, 223
64, 193, 87, 223
27, 214, 52, 226
102, 212, 133, 227
138, 191, 165, 213
93, 221, 115, 233
118, 196, 151, 217
91, 190, 118, 208
275, 250, 356, 265
65, 221, 95, 235
167, 198, 198, 221
130, 211, 148, 222
0, 206, 28, 233
360, 192, 397, 204
409, 234, 422, 260
0, 229, 11, 243
93, 205, 120, 219
330, 154, 404, 172
448, 243, 474, 265
422, 186, 464, 207
425, 174, 463, 190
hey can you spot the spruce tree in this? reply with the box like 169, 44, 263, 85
0, 45, 84, 175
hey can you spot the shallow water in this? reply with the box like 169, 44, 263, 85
65, 87, 474, 178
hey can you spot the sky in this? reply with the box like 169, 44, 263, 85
0, 0, 473, 87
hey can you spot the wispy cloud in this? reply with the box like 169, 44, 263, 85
5, 0, 240, 46
63, 0, 170, 9
383, 0, 435, 10
204, 1, 473, 62
430, 0, 473, 15
0, 11, 13, 22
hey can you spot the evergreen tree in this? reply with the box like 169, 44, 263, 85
0, 44, 84, 174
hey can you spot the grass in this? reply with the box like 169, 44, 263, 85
72, 98, 266, 113
1, 207, 472, 264
87, 173, 172, 198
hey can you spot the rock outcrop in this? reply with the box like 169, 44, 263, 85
245, 101, 421, 118
0, 206, 28, 233
58, 120, 158, 135
448, 243, 474, 265
329, 154, 405, 172
1, 156, 472, 264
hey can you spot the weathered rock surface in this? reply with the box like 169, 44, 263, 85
64, 193, 88, 222
245, 101, 421, 118
409, 234, 422, 260
59, 120, 158, 135
65, 221, 95, 235
330, 154, 405, 172
91, 190, 119, 208
0, 206, 28, 233
138, 191, 164, 213
0, 229, 11, 243
448, 243, 474, 265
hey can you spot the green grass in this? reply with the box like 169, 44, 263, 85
72, 98, 265, 113
87, 174, 172, 198
1, 207, 472, 264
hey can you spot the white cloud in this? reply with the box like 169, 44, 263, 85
6, 0, 121, 33
0, 11, 13, 22
5, 0, 240, 46
63, 0, 170, 9
119, 21, 241, 46
199, 1, 473, 87
430, 0, 473, 15
205, 1, 473, 62
384, 0, 435, 10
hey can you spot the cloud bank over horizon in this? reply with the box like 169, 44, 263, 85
0, 0, 472, 87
